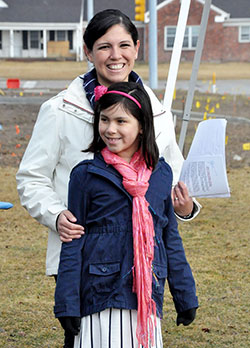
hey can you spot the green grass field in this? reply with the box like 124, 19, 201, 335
0, 59, 249, 347
0, 166, 249, 347
1, 60, 250, 80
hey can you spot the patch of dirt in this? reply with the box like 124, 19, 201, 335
0, 103, 39, 167
0, 92, 250, 168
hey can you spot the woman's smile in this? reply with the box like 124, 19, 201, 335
107, 63, 125, 71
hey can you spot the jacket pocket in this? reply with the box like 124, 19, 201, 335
89, 262, 120, 293
152, 263, 167, 295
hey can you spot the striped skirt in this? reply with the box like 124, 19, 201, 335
73, 308, 163, 348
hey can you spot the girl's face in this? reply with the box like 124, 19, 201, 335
85, 24, 140, 87
99, 103, 142, 163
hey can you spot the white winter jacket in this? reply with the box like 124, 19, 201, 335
16, 75, 199, 276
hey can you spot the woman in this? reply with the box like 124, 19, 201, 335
16, 9, 200, 348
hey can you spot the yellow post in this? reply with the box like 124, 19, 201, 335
212, 72, 216, 94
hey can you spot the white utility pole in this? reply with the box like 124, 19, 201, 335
87, 0, 93, 21
77, 0, 84, 61
86, 0, 94, 69
149, 0, 158, 89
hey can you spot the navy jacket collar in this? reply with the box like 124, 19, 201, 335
86, 153, 132, 201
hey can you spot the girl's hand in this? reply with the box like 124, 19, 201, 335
57, 210, 85, 242
176, 308, 197, 326
171, 181, 194, 218
58, 316, 81, 335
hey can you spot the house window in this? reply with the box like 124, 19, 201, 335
165, 26, 199, 50
49, 31, 55, 41
40, 31, 43, 50
49, 30, 73, 49
0, 31, 2, 49
30, 31, 40, 49
239, 26, 250, 42
68, 30, 73, 50
165, 27, 176, 48
22, 31, 28, 49
22, 31, 43, 50
57, 30, 66, 41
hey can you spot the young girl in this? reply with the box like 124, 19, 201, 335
54, 82, 198, 348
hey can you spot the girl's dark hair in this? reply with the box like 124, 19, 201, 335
83, 9, 138, 51
86, 82, 159, 170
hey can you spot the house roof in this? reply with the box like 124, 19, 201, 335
0, 0, 249, 25
212, 0, 250, 19
0, 0, 83, 23
0, 0, 136, 23
86, 1, 136, 21
155, 0, 250, 19
95, 0, 250, 21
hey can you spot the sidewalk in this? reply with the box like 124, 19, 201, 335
1, 78, 250, 96
151, 79, 250, 96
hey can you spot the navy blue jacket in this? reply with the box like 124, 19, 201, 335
54, 154, 198, 318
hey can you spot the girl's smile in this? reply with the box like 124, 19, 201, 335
99, 103, 142, 163
105, 137, 121, 144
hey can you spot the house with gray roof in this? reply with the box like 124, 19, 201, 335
0, 0, 249, 62
0, 0, 84, 60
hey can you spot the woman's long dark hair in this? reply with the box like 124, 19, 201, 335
85, 82, 159, 170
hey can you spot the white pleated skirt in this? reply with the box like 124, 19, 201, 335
73, 308, 163, 348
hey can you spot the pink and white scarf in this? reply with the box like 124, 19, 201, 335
101, 147, 156, 348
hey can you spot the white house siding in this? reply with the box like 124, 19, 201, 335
0, 30, 43, 58
0, 28, 80, 59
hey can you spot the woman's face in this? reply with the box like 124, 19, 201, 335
85, 24, 140, 87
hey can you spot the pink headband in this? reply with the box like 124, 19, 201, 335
94, 85, 141, 109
